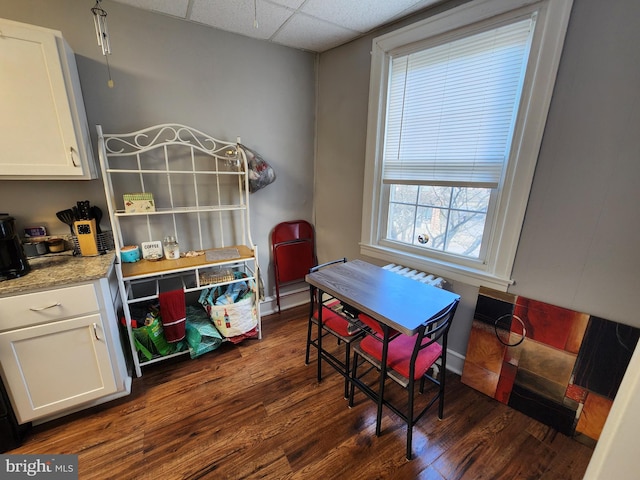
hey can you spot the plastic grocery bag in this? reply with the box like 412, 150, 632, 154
133, 316, 175, 359
185, 306, 224, 359
207, 294, 258, 338
240, 144, 276, 193
198, 273, 258, 338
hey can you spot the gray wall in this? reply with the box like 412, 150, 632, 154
508, 0, 640, 322
0, 0, 316, 303
315, 0, 640, 357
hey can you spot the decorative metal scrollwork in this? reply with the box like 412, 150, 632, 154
103, 124, 239, 161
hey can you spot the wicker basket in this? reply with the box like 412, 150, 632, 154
72, 230, 115, 255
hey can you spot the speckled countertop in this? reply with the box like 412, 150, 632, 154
0, 251, 116, 297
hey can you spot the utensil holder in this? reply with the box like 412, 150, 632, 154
72, 230, 114, 255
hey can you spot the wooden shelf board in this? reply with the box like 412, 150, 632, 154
121, 245, 254, 279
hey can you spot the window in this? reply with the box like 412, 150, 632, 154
387, 185, 492, 258
360, 0, 574, 290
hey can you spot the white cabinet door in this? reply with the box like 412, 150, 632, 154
0, 313, 117, 423
0, 18, 96, 179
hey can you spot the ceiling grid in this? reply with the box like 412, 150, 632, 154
112, 0, 443, 52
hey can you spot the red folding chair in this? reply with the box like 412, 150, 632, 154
271, 220, 317, 313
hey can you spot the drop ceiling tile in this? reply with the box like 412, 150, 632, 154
299, 0, 420, 33
112, 0, 190, 18
267, 0, 305, 9
272, 12, 358, 52
190, 0, 293, 40
392, 0, 444, 21
111, 0, 444, 52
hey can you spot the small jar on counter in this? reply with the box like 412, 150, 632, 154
163, 236, 180, 260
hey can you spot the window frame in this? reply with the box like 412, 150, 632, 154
360, 0, 574, 291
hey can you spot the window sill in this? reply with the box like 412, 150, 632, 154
360, 243, 513, 292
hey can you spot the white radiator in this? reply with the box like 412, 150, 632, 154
383, 264, 446, 377
383, 264, 445, 288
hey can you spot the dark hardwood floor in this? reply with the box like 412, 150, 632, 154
10, 305, 593, 479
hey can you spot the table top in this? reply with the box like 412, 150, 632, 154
305, 259, 460, 336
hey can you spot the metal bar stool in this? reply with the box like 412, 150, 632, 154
305, 258, 365, 399
349, 299, 459, 459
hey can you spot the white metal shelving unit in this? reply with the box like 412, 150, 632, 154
97, 124, 261, 377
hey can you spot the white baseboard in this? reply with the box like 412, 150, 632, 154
260, 287, 309, 316
445, 348, 466, 376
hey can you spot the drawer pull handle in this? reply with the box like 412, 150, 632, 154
29, 302, 61, 311
93, 323, 100, 341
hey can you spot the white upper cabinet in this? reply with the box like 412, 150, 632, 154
0, 18, 97, 180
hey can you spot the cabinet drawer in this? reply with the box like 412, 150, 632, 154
0, 284, 99, 330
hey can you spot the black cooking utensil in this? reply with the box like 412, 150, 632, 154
77, 201, 91, 220
91, 206, 103, 234
56, 209, 76, 235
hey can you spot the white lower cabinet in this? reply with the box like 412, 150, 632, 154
0, 268, 131, 424
0, 314, 117, 423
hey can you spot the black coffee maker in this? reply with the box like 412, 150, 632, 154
0, 215, 30, 280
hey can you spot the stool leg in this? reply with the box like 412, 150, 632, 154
348, 351, 358, 408
305, 290, 315, 365
317, 297, 323, 382
406, 379, 415, 460
438, 358, 446, 419
344, 343, 351, 399
375, 327, 391, 437
304, 318, 313, 365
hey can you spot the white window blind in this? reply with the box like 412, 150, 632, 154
383, 17, 536, 188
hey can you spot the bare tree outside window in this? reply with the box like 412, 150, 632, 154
388, 185, 490, 258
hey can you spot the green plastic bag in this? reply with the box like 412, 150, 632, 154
133, 316, 174, 358
185, 306, 223, 359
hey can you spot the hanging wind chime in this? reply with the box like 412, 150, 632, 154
91, 0, 114, 88
254, 0, 259, 29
